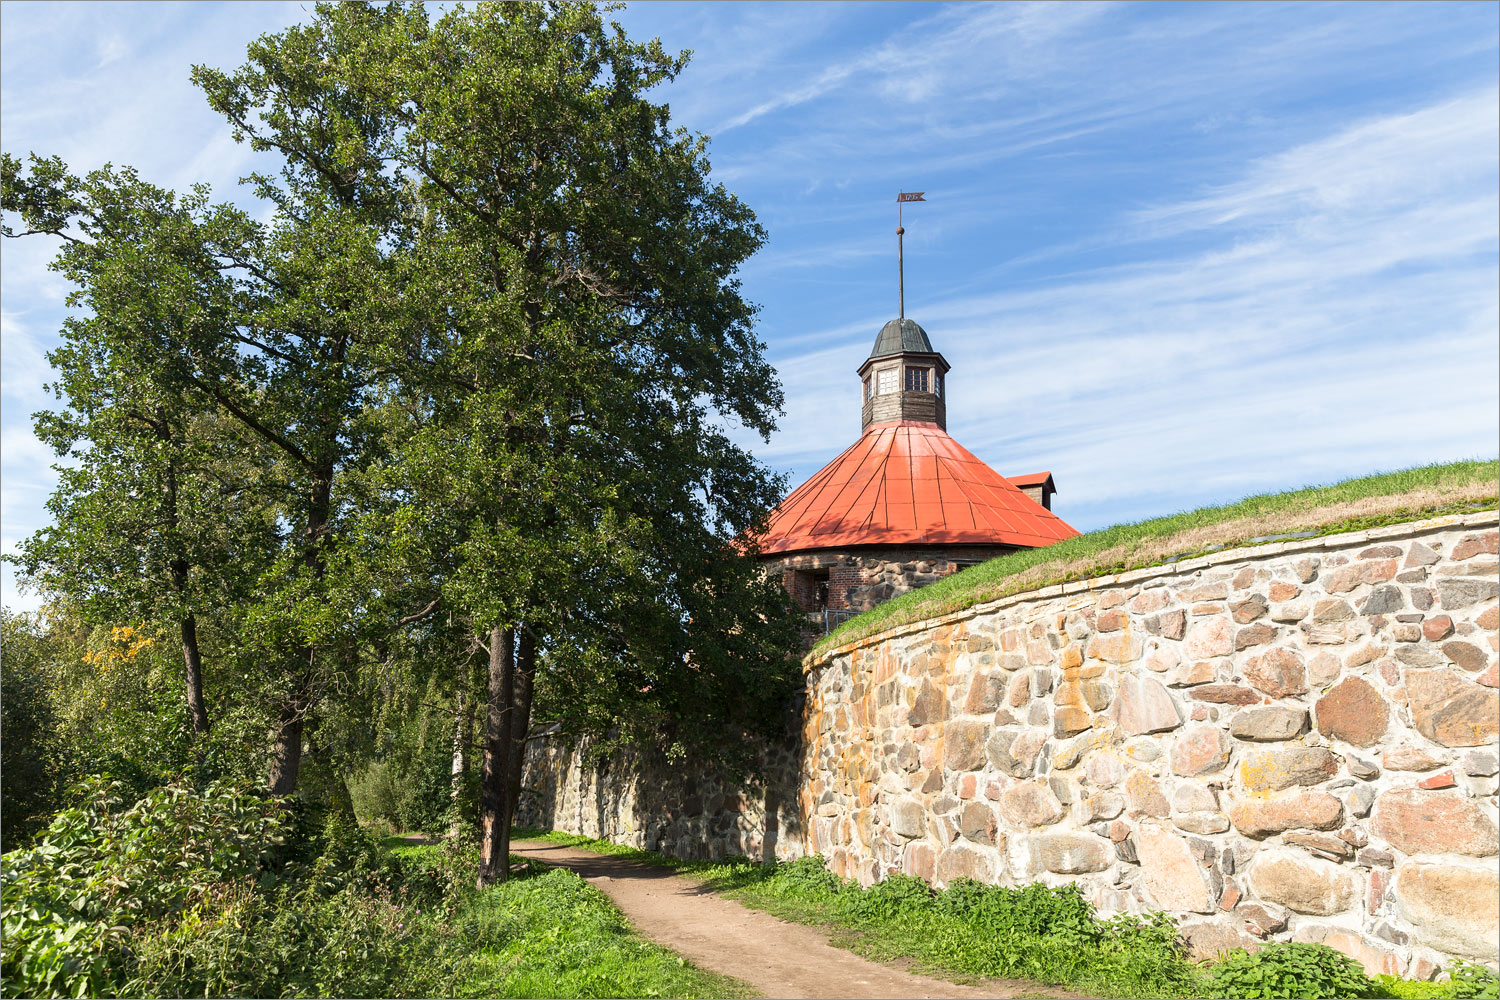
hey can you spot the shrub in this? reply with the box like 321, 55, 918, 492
1448, 962, 1500, 1000
1, 778, 286, 998
1205, 942, 1376, 999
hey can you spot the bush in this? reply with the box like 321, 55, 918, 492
1, 613, 68, 847
1205, 942, 1375, 999
1, 778, 286, 998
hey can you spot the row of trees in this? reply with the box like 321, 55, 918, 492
2, 1, 802, 882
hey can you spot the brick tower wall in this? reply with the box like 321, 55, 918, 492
765, 544, 1019, 614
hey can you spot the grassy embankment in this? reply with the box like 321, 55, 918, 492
513, 829, 1499, 1000
814, 459, 1498, 656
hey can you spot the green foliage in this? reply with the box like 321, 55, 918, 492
1447, 962, 1500, 999
3, 781, 743, 998
818, 458, 1499, 652
1375, 963, 1500, 1000
1204, 942, 1375, 999
0, 613, 68, 847
1, 778, 286, 998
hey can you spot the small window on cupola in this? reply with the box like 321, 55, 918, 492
905, 367, 929, 392
877, 368, 898, 395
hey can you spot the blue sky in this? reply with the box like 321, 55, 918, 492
3, 1, 1497, 612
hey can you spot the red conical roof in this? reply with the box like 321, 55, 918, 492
758, 421, 1079, 555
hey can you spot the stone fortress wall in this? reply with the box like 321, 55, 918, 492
520, 511, 1500, 976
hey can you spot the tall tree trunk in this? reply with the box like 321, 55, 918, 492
269, 468, 332, 795
478, 625, 516, 886
504, 628, 537, 835
180, 612, 211, 738
267, 699, 304, 795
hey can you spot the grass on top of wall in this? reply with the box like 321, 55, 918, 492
811, 459, 1499, 658
510, 829, 1500, 1000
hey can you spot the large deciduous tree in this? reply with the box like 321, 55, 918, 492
4, 1, 801, 877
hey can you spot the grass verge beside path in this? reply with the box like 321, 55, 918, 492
387, 842, 755, 999
814, 459, 1498, 656
513, 828, 1195, 999
513, 829, 1499, 1000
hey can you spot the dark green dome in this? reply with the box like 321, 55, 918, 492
869, 318, 934, 358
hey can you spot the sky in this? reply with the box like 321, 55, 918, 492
2, 1, 1497, 612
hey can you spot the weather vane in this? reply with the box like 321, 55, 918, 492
896, 190, 925, 319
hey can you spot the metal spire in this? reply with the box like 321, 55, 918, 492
896, 191, 925, 320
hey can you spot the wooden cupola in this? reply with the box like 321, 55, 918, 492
857, 318, 950, 432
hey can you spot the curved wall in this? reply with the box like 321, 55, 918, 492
801, 511, 1498, 974
522, 511, 1499, 976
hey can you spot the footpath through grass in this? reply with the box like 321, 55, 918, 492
385, 842, 754, 999
814, 459, 1498, 656
514, 828, 1500, 1000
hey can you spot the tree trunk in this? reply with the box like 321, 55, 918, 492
478, 625, 516, 886
180, 613, 211, 738
270, 467, 333, 796
451, 684, 468, 798
450, 682, 474, 835
504, 628, 537, 834
267, 700, 304, 795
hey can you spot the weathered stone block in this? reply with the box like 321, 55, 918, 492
1380, 744, 1445, 772
1082, 790, 1125, 822
1025, 832, 1112, 875
1190, 684, 1261, 705
1442, 640, 1489, 672
1242, 647, 1307, 697
1000, 781, 1064, 828
960, 801, 997, 845
1437, 577, 1500, 609
1363, 585, 1405, 615
1314, 676, 1390, 747
1246, 850, 1357, 915
1229, 706, 1310, 741
1227, 791, 1343, 837
1126, 770, 1170, 818
1171, 725, 1232, 776
1404, 668, 1499, 747
935, 842, 997, 886
943, 718, 989, 772
1088, 630, 1144, 664
1184, 617, 1234, 659
1235, 623, 1277, 650
1181, 920, 1258, 961
1138, 824, 1215, 913
1395, 861, 1500, 960
1372, 789, 1498, 857
1238, 748, 1341, 792
1116, 674, 1182, 736
891, 796, 926, 840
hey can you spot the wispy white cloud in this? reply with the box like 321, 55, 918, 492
759, 88, 1500, 528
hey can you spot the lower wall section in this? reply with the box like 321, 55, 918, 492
518, 737, 805, 865
522, 512, 1499, 976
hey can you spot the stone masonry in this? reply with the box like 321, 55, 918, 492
522, 511, 1499, 977
768, 545, 1017, 614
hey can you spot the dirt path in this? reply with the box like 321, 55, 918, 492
511, 840, 1067, 1000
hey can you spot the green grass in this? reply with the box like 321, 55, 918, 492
512, 830, 1499, 1000
813, 459, 1498, 656
387, 842, 755, 999
513, 829, 1197, 998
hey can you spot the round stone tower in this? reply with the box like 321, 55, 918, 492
758, 316, 1079, 629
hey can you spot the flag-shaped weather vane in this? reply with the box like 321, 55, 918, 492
897, 190, 925, 319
